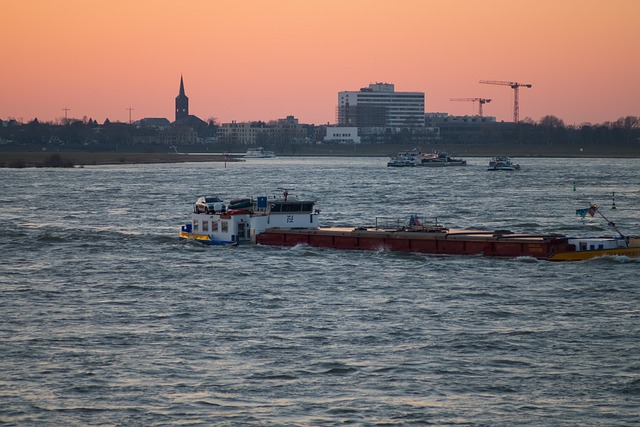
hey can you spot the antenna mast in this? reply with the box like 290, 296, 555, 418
594, 206, 625, 238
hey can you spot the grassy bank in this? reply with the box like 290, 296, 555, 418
0, 152, 236, 168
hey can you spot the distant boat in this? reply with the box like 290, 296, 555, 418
387, 149, 420, 167
488, 156, 520, 171
419, 150, 467, 167
245, 147, 276, 158
387, 148, 466, 167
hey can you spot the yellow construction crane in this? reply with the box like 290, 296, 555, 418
479, 80, 532, 123
450, 98, 492, 117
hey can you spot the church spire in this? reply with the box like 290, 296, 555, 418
175, 74, 189, 122
179, 75, 186, 97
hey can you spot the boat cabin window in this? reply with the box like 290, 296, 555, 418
202, 221, 209, 232
269, 202, 314, 213
211, 220, 219, 232
221, 221, 228, 233
193, 220, 199, 231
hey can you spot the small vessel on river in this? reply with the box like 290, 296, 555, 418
387, 149, 420, 167
387, 148, 466, 167
420, 150, 467, 167
488, 156, 521, 171
245, 147, 276, 158
179, 194, 640, 261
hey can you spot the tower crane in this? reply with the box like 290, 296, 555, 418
479, 80, 532, 123
450, 98, 492, 117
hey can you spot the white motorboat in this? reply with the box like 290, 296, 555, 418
488, 157, 520, 171
245, 147, 276, 158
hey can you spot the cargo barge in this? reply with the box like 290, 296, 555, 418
179, 191, 640, 261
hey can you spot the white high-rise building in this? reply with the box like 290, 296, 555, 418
337, 83, 425, 128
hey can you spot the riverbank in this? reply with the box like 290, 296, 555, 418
0, 152, 236, 168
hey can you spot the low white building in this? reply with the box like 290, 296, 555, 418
324, 127, 361, 144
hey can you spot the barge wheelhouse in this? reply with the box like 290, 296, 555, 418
180, 192, 319, 246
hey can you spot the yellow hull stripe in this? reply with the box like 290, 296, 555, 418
179, 231, 212, 242
548, 247, 640, 261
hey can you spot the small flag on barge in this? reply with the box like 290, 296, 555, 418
576, 204, 597, 218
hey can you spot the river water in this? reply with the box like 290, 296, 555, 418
1, 156, 639, 426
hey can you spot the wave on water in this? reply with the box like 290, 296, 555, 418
511, 222, 542, 229
619, 378, 640, 395
586, 254, 640, 264
285, 244, 325, 257
513, 256, 542, 263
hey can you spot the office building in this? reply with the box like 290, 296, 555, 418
337, 83, 425, 128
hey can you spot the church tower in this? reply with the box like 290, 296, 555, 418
175, 75, 189, 121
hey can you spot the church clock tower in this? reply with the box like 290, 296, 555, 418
175, 75, 189, 121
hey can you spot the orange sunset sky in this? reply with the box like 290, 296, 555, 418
3, 0, 639, 126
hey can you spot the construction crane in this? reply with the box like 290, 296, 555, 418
450, 98, 492, 117
479, 80, 532, 123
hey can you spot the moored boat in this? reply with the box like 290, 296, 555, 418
488, 156, 520, 171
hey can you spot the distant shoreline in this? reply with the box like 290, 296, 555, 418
2, 143, 640, 168
0, 152, 237, 168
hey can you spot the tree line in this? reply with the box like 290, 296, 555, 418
1, 115, 639, 148
511, 115, 640, 146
